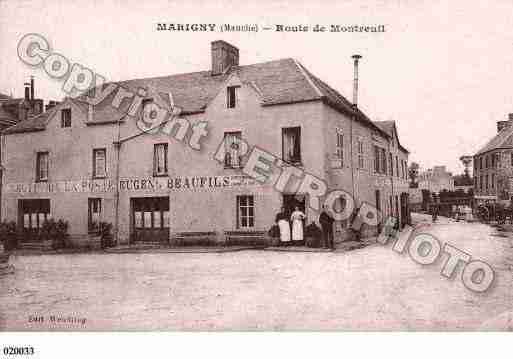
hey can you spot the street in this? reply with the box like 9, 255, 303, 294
1, 215, 512, 330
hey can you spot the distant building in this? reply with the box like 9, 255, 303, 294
473, 114, 513, 205
418, 166, 455, 193
0, 79, 56, 220
0, 78, 53, 131
453, 174, 473, 194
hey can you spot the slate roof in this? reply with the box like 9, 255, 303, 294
2, 107, 56, 134
0, 105, 18, 129
374, 120, 409, 154
3, 57, 392, 139
475, 123, 513, 156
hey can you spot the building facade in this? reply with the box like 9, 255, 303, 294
473, 114, 513, 205
1, 41, 410, 245
418, 166, 455, 194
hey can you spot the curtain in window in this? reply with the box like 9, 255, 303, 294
95, 150, 106, 177
285, 132, 299, 162
39, 153, 48, 180
154, 145, 167, 174
224, 132, 241, 167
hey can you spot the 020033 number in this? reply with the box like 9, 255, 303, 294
3, 347, 35, 355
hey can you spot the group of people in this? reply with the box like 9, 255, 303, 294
275, 205, 335, 249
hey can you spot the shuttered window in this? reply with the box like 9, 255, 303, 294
93, 148, 106, 178
153, 143, 168, 176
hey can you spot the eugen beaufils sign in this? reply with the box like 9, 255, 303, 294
5, 175, 259, 194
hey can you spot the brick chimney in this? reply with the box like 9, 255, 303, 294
24, 82, 30, 101
497, 114, 513, 132
45, 100, 59, 111
30, 76, 35, 101
211, 40, 239, 76
18, 102, 29, 122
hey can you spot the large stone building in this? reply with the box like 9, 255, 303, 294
473, 114, 513, 205
418, 166, 455, 194
1, 40, 410, 245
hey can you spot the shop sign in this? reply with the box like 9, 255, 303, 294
5, 175, 259, 194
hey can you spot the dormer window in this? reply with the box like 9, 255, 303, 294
227, 86, 240, 108
61, 108, 71, 127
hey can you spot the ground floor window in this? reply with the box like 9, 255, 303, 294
131, 197, 170, 242
19, 199, 50, 232
88, 198, 102, 232
237, 195, 255, 228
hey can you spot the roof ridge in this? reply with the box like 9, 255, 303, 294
113, 57, 297, 85
292, 59, 324, 98
475, 124, 513, 155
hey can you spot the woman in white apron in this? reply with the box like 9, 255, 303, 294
291, 206, 306, 244
275, 207, 291, 245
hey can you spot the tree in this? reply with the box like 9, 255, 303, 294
408, 162, 420, 188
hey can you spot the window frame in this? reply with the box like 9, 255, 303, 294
223, 131, 243, 169
282, 126, 302, 165
92, 148, 107, 179
36, 151, 49, 182
336, 131, 344, 167
357, 137, 364, 169
236, 195, 255, 229
227, 85, 240, 109
374, 145, 380, 173
153, 143, 169, 177
381, 148, 387, 175
61, 108, 71, 128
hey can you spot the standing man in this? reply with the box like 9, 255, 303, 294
319, 205, 335, 249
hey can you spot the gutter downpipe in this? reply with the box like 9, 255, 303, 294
113, 119, 122, 245
388, 140, 396, 224
351, 54, 362, 203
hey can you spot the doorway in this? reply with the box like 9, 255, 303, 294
131, 197, 170, 243
400, 192, 410, 228
375, 190, 381, 232
18, 199, 50, 241
282, 194, 306, 220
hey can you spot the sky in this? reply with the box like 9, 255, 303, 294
1, 0, 513, 175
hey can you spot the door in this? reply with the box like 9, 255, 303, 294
283, 194, 306, 220
19, 199, 50, 241
395, 195, 400, 228
375, 190, 381, 232
400, 192, 410, 228
131, 197, 170, 243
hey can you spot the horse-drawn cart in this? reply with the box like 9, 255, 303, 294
475, 202, 513, 223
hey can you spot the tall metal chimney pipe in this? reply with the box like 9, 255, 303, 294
352, 54, 362, 108
30, 76, 34, 101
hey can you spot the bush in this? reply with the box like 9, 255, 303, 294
268, 224, 280, 238
0, 221, 17, 251
98, 222, 114, 248
40, 219, 69, 250
305, 222, 322, 248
